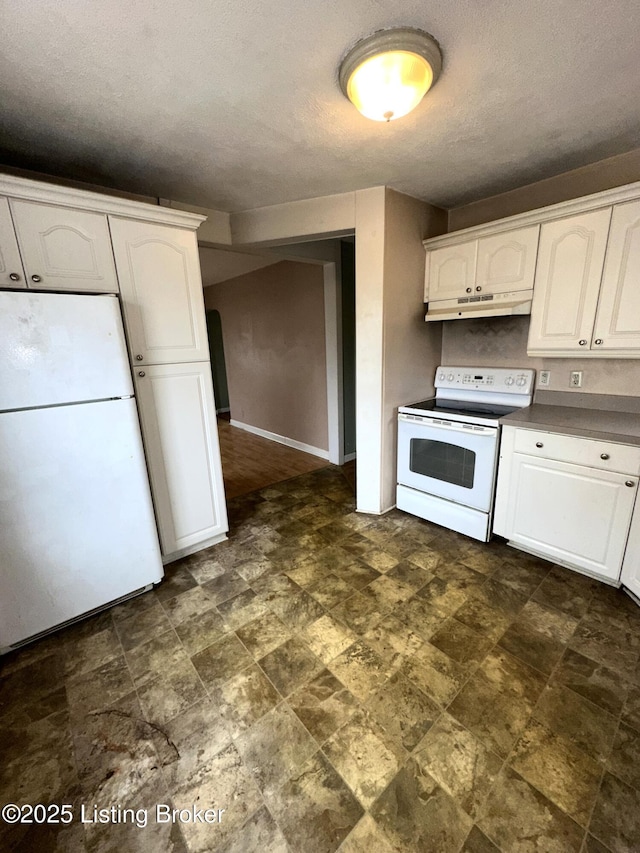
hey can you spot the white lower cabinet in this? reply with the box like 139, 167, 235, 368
134, 361, 228, 560
494, 427, 640, 583
621, 502, 640, 600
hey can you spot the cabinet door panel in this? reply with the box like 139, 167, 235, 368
110, 218, 209, 364
0, 197, 26, 288
592, 200, 640, 352
621, 500, 640, 602
505, 453, 636, 581
134, 361, 228, 557
10, 200, 118, 292
527, 208, 611, 353
426, 242, 477, 301
476, 225, 540, 294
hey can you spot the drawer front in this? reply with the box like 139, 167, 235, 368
513, 429, 640, 475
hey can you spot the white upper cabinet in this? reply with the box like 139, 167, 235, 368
0, 198, 26, 288
426, 242, 477, 301
425, 225, 539, 302
475, 226, 540, 294
9, 199, 119, 292
592, 200, 640, 352
527, 208, 612, 354
110, 218, 210, 365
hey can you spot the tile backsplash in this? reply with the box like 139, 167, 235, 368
441, 316, 640, 397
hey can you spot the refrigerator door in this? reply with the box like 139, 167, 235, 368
0, 398, 163, 649
0, 291, 133, 411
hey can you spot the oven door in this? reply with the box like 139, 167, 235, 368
397, 413, 499, 512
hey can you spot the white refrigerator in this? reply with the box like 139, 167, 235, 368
0, 290, 163, 652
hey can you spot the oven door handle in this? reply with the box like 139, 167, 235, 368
398, 413, 497, 436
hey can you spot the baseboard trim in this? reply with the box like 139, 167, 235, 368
230, 419, 329, 460
343, 452, 356, 463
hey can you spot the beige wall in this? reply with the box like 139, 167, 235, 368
354, 187, 447, 513
203, 260, 329, 452
441, 316, 640, 398
381, 189, 447, 509
448, 148, 640, 231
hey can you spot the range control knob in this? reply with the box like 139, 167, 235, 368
505, 376, 515, 386
447, 373, 455, 381
516, 377, 526, 387
438, 372, 445, 381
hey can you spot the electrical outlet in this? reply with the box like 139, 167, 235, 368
570, 371, 583, 388
539, 370, 551, 387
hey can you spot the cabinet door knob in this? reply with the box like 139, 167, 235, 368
9, 272, 21, 282
466, 287, 472, 293
31, 274, 42, 283
135, 354, 143, 361
535, 441, 543, 448
578, 339, 587, 346
600, 453, 610, 460
475, 286, 482, 292
626, 481, 635, 488
594, 339, 603, 345
138, 370, 145, 377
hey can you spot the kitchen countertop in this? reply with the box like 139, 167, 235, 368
501, 403, 640, 447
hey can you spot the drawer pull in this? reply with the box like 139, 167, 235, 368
535, 442, 543, 448
626, 481, 635, 488
466, 287, 472, 293
31, 274, 42, 283
138, 370, 145, 377
9, 272, 21, 282
600, 453, 609, 460
579, 339, 587, 346
594, 339, 603, 345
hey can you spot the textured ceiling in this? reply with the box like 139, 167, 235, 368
2, 1, 640, 213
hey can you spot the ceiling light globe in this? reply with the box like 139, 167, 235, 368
339, 28, 442, 123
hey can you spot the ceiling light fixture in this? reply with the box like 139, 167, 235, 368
339, 27, 442, 123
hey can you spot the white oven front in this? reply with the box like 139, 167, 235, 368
397, 413, 499, 512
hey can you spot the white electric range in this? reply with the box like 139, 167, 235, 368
397, 366, 535, 541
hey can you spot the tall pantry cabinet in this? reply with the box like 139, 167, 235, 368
109, 218, 228, 561
0, 173, 228, 565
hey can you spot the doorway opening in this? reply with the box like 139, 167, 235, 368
205, 309, 230, 419
200, 241, 355, 501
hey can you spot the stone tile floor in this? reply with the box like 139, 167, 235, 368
1, 465, 640, 852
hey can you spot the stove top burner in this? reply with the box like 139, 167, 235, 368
405, 399, 519, 420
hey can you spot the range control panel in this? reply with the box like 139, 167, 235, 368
434, 367, 535, 394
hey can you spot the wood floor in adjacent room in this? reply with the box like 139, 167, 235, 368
217, 417, 329, 499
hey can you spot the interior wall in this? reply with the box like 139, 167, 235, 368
381, 189, 447, 510
203, 260, 329, 453
441, 316, 640, 397
340, 239, 356, 457
354, 188, 386, 512
448, 148, 640, 231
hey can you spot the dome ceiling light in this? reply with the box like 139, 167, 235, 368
339, 27, 443, 123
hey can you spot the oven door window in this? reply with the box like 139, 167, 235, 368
409, 438, 476, 489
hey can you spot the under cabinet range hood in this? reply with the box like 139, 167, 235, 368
424, 289, 533, 322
